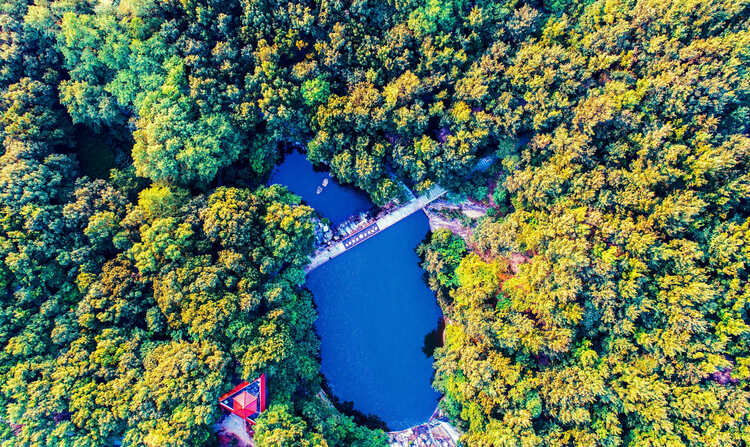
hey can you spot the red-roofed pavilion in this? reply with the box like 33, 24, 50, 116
219, 374, 267, 434
233, 391, 258, 419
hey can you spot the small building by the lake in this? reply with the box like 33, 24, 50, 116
218, 375, 267, 434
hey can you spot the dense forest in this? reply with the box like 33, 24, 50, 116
0, 0, 748, 446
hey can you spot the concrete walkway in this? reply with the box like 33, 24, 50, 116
305, 185, 447, 272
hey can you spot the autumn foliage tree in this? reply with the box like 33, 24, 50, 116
422, 1, 750, 446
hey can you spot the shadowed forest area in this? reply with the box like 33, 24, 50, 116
0, 0, 748, 446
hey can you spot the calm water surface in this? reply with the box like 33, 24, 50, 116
268, 151, 372, 225
270, 151, 441, 430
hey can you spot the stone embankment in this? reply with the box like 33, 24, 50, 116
305, 185, 447, 272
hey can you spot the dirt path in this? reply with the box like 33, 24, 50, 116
216, 414, 255, 447
423, 208, 473, 241
423, 199, 490, 246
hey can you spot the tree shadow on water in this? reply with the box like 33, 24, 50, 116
422, 317, 445, 357
320, 377, 390, 432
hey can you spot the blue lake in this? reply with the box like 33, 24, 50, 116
269, 151, 442, 430
307, 212, 442, 430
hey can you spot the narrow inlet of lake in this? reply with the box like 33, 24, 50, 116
267, 151, 372, 226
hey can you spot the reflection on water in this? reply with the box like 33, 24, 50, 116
422, 317, 445, 358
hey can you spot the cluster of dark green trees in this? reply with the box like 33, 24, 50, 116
1, 0, 748, 445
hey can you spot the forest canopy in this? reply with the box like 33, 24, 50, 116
0, 0, 748, 446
